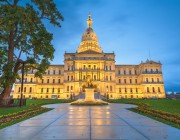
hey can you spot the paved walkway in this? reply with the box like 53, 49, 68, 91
0, 103, 179, 140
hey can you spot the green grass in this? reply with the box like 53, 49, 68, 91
106, 99, 180, 129
0, 99, 73, 129
107, 99, 180, 115
0, 99, 73, 116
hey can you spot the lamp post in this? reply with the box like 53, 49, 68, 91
19, 59, 26, 107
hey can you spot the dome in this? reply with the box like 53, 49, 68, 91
77, 13, 102, 53
81, 28, 98, 42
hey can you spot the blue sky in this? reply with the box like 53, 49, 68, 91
45, 0, 180, 92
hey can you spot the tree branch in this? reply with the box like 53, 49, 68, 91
18, 49, 22, 60
0, 33, 8, 41
4, 0, 12, 6
13, 0, 19, 6
14, 34, 23, 46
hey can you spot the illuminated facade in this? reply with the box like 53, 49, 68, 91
13, 14, 165, 99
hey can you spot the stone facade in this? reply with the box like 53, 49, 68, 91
12, 13, 165, 99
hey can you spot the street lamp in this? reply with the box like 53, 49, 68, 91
19, 59, 26, 107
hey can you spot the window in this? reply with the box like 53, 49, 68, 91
135, 79, 137, 83
47, 88, 49, 93
106, 66, 108, 70
145, 69, 147, 73
42, 79, 44, 83
31, 69, 34, 73
135, 70, 137, 75
130, 79, 132, 84
94, 75, 96, 80
52, 88, 54, 93
68, 76, 69, 81
151, 69, 153, 73
83, 75, 86, 80
119, 88, 121, 93
67, 86, 69, 92
157, 78, 159, 82
24, 87, 26, 92
18, 87, 21, 92
59, 70, 61, 75
129, 70, 131, 75
71, 86, 73, 90
83, 65, 86, 69
124, 79, 126, 84
58, 88, 60, 93
109, 66, 111, 70
110, 86, 112, 92
146, 78, 148, 82
58, 79, 60, 83
68, 66, 70, 70
53, 79, 55, 83
124, 70, 126, 75
152, 78, 154, 83
158, 87, 161, 92
41, 88, 43, 93
53, 70, 56, 75
46, 95, 48, 98
30, 78, 33, 82
110, 76, 112, 80
119, 79, 121, 83
71, 66, 74, 70
47, 79, 49, 83
94, 65, 96, 69
156, 69, 158, 73
130, 88, 132, 93
125, 88, 127, 93
136, 88, 138, 93
30, 87, 32, 93
106, 76, 108, 80
71, 76, 73, 81
48, 70, 50, 75
152, 87, 155, 93
118, 70, 120, 75
147, 87, 149, 93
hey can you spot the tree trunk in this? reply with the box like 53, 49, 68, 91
0, 86, 13, 106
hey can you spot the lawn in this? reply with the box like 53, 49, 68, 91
0, 99, 73, 129
0, 99, 72, 116
107, 99, 180, 115
106, 99, 180, 129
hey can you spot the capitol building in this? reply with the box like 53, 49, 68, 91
13, 14, 165, 99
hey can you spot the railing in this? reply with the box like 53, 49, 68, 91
142, 71, 162, 74
147, 81, 163, 84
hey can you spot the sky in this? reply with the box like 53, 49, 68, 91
44, 0, 180, 92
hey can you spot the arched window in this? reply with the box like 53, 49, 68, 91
152, 87, 155, 93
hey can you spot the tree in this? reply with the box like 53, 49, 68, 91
0, 0, 63, 105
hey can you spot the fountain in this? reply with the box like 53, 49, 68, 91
71, 76, 108, 105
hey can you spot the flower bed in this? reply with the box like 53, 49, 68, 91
134, 104, 180, 125
105, 99, 180, 126
0, 106, 48, 126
